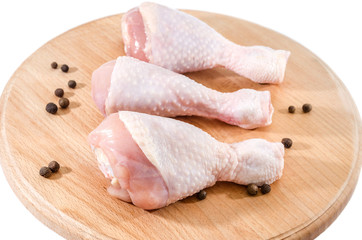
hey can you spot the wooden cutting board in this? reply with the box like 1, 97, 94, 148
0, 10, 361, 240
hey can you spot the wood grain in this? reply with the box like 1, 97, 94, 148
0, 10, 361, 240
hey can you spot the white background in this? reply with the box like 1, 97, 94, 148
0, 0, 361, 239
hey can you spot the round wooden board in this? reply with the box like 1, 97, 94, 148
0, 10, 361, 240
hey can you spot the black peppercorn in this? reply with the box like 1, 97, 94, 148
51, 62, 58, 69
46, 102, 58, 114
48, 161, 60, 173
59, 98, 70, 109
288, 105, 296, 113
39, 167, 52, 178
68, 80, 77, 88
54, 88, 64, 98
196, 190, 207, 200
281, 138, 293, 148
261, 184, 271, 194
247, 183, 258, 195
302, 103, 312, 113
61, 64, 69, 73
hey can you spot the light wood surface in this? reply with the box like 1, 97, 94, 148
0, 10, 361, 240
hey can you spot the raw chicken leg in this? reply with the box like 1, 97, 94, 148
88, 111, 284, 210
92, 56, 273, 129
121, 2, 290, 84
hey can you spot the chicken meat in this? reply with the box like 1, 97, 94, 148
121, 2, 290, 84
92, 56, 274, 129
88, 111, 284, 210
